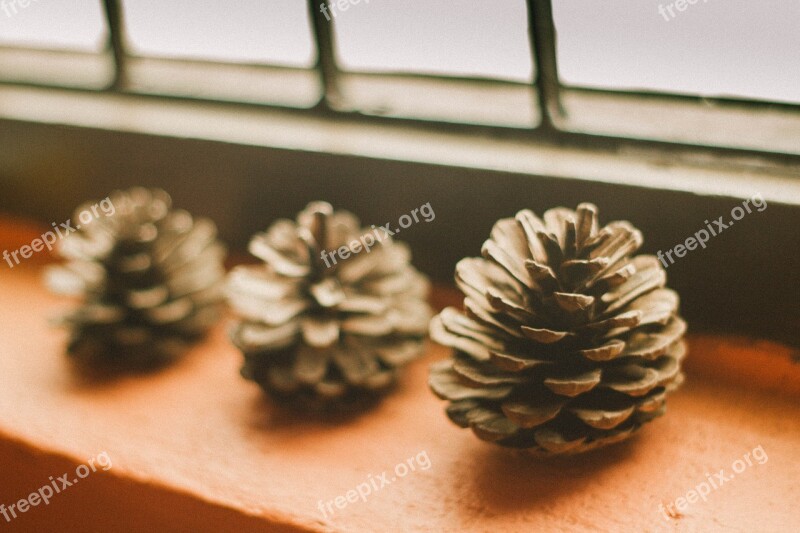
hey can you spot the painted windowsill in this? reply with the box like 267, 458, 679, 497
1, 220, 798, 532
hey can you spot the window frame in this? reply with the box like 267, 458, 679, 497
0, 0, 796, 163
0, 0, 798, 346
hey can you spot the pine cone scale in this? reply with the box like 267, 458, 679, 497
47, 188, 226, 367
429, 203, 687, 455
229, 202, 432, 410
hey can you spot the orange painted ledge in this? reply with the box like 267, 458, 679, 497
1, 252, 799, 530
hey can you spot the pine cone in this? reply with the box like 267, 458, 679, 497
429, 203, 686, 455
227, 201, 431, 409
46, 187, 227, 368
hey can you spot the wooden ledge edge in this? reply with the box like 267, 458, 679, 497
0, 430, 323, 533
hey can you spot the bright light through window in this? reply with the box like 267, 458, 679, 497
332, 0, 534, 83
0, 0, 107, 52
553, 0, 800, 104
121, 0, 316, 67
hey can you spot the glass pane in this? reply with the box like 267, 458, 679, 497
0, 0, 107, 52
331, 0, 534, 83
121, 0, 316, 67
553, 0, 800, 104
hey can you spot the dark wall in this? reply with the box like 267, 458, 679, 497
1, 119, 798, 344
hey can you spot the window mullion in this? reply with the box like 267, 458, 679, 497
101, 0, 127, 90
528, 0, 562, 130
308, 0, 341, 110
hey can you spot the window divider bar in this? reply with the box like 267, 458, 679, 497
308, 0, 341, 110
528, 0, 562, 130
101, 0, 127, 90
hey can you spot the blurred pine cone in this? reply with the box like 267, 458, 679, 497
46, 187, 227, 368
429, 203, 686, 455
227, 201, 431, 409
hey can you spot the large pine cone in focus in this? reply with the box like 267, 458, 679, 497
46, 187, 227, 367
227, 202, 431, 409
429, 203, 686, 455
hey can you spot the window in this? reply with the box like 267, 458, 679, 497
0, 0, 110, 88
0, 0, 798, 155
554, 0, 800, 104
118, 0, 320, 106
552, 0, 800, 154
0, 0, 797, 345
329, 0, 536, 126
122, 0, 316, 67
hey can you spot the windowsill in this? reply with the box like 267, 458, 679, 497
0, 84, 798, 206
0, 48, 112, 90
1, 88, 798, 345
335, 73, 539, 128
1, 220, 798, 532
559, 87, 800, 156
125, 57, 321, 109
